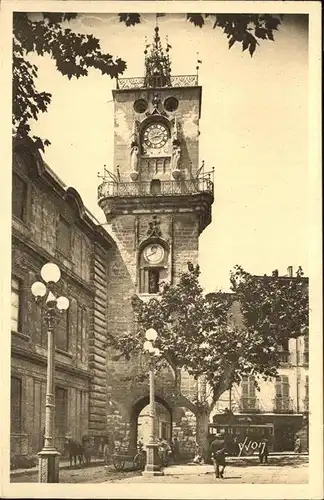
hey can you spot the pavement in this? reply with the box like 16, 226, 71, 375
10, 454, 308, 484
106, 456, 309, 484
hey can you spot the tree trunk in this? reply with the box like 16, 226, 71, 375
196, 408, 210, 463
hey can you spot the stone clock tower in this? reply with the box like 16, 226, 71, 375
97, 25, 214, 442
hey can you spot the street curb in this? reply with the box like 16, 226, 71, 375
10, 454, 308, 478
10, 460, 105, 478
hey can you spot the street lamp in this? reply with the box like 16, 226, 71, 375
142, 328, 164, 477
31, 262, 69, 483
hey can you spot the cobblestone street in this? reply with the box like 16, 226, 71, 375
11, 455, 308, 484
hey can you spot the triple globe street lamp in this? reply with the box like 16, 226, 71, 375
31, 262, 69, 483
142, 328, 164, 477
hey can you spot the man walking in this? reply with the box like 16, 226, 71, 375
259, 437, 269, 464
209, 430, 227, 479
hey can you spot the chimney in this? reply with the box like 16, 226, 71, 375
287, 266, 293, 277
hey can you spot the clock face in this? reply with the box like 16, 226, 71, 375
143, 124, 168, 149
143, 244, 165, 264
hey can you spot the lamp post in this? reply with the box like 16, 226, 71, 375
31, 262, 69, 483
142, 328, 164, 477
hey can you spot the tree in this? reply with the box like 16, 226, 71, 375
119, 13, 282, 57
113, 263, 308, 458
13, 13, 282, 150
13, 12, 127, 151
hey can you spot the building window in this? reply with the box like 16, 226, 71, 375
140, 268, 162, 294
150, 179, 161, 195
56, 309, 70, 352
11, 276, 22, 332
11, 377, 22, 433
57, 217, 71, 256
241, 376, 257, 411
279, 338, 290, 363
55, 387, 68, 438
304, 375, 309, 411
12, 173, 27, 221
304, 335, 309, 365
274, 375, 291, 412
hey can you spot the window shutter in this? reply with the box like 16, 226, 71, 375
55, 387, 68, 437
248, 376, 256, 398
11, 377, 22, 432
242, 377, 249, 396
56, 310, 69, 352
282, 375, 289, 397
12, 173, 27, 221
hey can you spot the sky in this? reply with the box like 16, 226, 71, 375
26, 12, 309, 292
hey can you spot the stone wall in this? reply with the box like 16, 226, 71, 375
11, 139, 112, 458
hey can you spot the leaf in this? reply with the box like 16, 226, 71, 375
187, 14, 204, 28
249, 40, 256, 57
118, 13, 141, 27
228, 37, 235, 49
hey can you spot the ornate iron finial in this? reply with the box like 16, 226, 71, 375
144, 24, 171, 88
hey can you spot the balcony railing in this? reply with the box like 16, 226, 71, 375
303, 352, 309, 366
273, 396, 295, 413
238, 397, 260, 413
98, 177, 214, 201
116, 74, 199, 90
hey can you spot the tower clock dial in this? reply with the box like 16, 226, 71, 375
143, 244, 165, 264
143, 123, 168, 149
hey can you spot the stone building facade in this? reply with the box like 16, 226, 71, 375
210, 269, 309, 452
11, 137, 113, 459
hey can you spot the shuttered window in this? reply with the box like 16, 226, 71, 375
56, 309, 70, 352
12, 173, 27, 221
57, 217, 71, 256
11, 276, 22, 332
11, 377, 22, 433
241, 376, 256, 409
275, 375, 290, 412
304, 335, 309, 364
55, 387, 68, 437
276, 375, 289, 397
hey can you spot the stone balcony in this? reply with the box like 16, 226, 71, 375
116, 74, 199, 90
97, 176, 214, 233
273, 396, 295, 414
238, 397, 261, 413
98, 177, 213, 200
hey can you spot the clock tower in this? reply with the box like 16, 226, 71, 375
98, 24, 214, 427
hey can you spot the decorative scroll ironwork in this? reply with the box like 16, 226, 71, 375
239, 397, 260, 413
273, 396, 295, 413
98, 176, 213, 200
117, 75, 198, 90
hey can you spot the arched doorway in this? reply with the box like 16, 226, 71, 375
129, 395, 173, 450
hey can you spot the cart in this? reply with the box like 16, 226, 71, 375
111, 447, 146, 471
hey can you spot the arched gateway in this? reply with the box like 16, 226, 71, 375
129, 394, 173, 449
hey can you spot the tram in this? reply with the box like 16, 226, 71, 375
208, 422, 274, 456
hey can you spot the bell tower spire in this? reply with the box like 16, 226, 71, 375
144, 25, 171, 88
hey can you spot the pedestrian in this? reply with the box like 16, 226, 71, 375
193, 441, 204, 464
172, 436, 180, 464
294, 436, 301, 453
209, 430, 227, 479
259, 437, 269, 464
137, 439, 144, 452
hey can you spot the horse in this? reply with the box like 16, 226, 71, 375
82, 435, 92, 466
64, 437, 84, 467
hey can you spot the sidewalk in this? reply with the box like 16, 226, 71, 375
10, 458, 104, 478
10, 453, 307, 479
